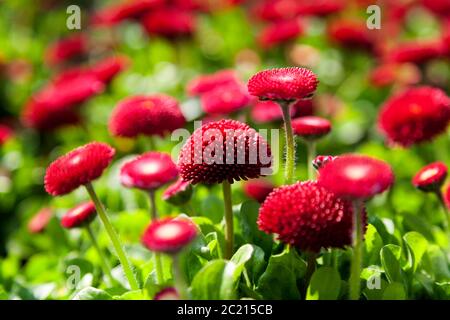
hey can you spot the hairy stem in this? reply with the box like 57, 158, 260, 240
85, 183, 139, 290
349, 200, 363, 300
148, 191, 164, 285
222, 180, 234, 259
279, 101, 296, 184
172, 254, 189, 299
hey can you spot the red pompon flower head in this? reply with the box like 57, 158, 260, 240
121, 152, 178, 191
142, 218, 198, 254
109, 95, 186, 138
45, 33, 88, 65
154, 287, 180, 300
318, 154, 394, 200
292, 116, 331, 140
61, 202, 96, 229
44, 142, 115, 196
0, 124, 14, 146
28, 207, 53, 234
178, 119, 272, 185
327, 19, 373, 50
187, 70, 239, 97
243, 179, 275, 203
247, 67, 318, 102
258, 19, 303, 49
162, 178, 193, 205
200, 84, 251, 115
141, 8, 196, 39
312, 155, 337, 170
378, 86, 450, 147
258, 181, 365, 252
412, 162, 448, 192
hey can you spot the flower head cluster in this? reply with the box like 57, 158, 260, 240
318, 154, 394, 200
248, 67, 318, 101
412, 162, 448, 192
258, 181, 364, 252
45, 142, 115, 196
178, 119, 272, 184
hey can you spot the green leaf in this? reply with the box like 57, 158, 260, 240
256, 247, 306, 299
380, 245, 403, 283
235, 201, 273, 254
72, 287, 112, 300
402, 213, 435, 242
190, 260, 241, 300
364, 224, 384, 265
403, 231, 428, 272
382, 283, 406, 300
114, 290, 148, 300
423, 245, 450, 281
201, 195, 224, 223
231, 244, 266, 285
306, 267, 341, 300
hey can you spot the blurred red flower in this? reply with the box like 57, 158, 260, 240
200, 83, 251, 115
28, 207, 53, 234
328, 19, 374, 50
0, 124, 14, 146
412, 161, 448, 192
258, 19, 303, 49
378, 86, 450, 147
141, 8, 196, 38
45, 34, 88, 65
187, 70, 239, 97
61, 202, 97, 229
292, 116, 331, 140
243, 179, 275, 203
109, 95, 186, 138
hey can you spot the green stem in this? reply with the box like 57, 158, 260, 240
434, 190, 450, 234
279, 101, 296, 184
305, 252, 317, 288
306, 140, 316, 180
85, 225, 115, 286
148, 190, 158, 220
349, 200, 363, 300
148, 191, 164, 285
222, 180, 234, 259
85, 183, 139, 291
172, 254, 189, 299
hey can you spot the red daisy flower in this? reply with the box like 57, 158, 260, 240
318, 154, 394, 200
200, 84, 250, 115
247, 67, 318, 101
21, 99, 82, 131
386, 40, 444, 64
0, 124, 14, 146
253, 0, 301, 22
258, 19, 303, 49
178, 119, 272, 184
109, 95, 186, 138
44, 142, 115, 196
141, 8, 196, 39
412, 162, 448, 192
61, 202, 97, 229
154, 287, 180, 300
142, 218, 198, 254
28, 207, 53, 234
91, 0, 164, 26
121, 152, 179, 191
378, 86, 450, 147
162, 178, 193, 205
243, 179, 275, 203
90, 55, 130, 84
291, 116, 331, 139
45, 34, 88, 65
328, 19, 373, 50
187, 70, 239, 97
312, 155, 337, 170
258, 181, 364, 252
